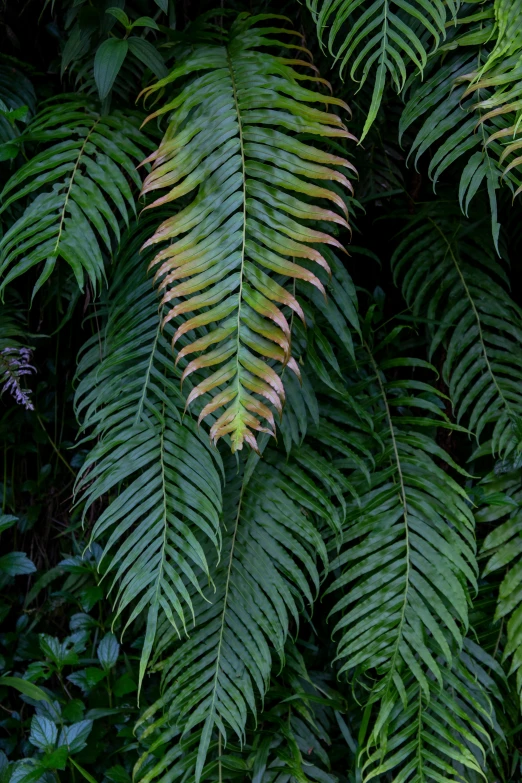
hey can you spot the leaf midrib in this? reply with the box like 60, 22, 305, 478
52, 117, 100, 258
365, 339, 411, 730
227, 47, 247, 439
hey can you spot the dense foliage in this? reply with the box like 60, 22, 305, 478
1, 0, 522, 781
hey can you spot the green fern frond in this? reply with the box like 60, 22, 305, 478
139, 13, 355, 452
392, 209, 522, 457
134, 638, 350, 783
74, 228, 223, 689
325, 333, 479, 777
453, 0, 522, 201
362, 638, 496, 781
306, 0, 455, 141
480, 467, 522, 709
0, 96, 153, 296
134, 451, 329, 782
400, 2, 522, 247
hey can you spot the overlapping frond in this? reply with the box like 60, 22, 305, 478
324, 333, 481, 778
0, 96, 153, 296
400, 0, 522, 244
361, 639, 496, 781
134, 452, 329, 782
74, 228, 223, 685
0, 63, 36, 155
392, 209, 522, 457
480, 468, 522, 708
252, 648, 349, 783
306, 0, 456, 140
139, 13, 355, 452
134, 639, 352, 783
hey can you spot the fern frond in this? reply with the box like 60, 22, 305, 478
74, 227, 223, 688
400, 3, 522, 247
392, 209, 522, 457
0, 63, 36, 152
480, 467, 522, 709
134, 451, 329, 782
325, 331, 480, 777
362, 638, 496, 781
0, 96, 153, 296
306, 0, 455, 141
134, 639, 350, 783
139, 13, 355, 452
453, 0, 522, 203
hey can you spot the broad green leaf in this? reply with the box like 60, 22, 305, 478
0, 676, 51, 703
94, 39, 129, 100
96, 633, 119, 671
127, 37, 167, 79
0, 551, 35, 576
29, 715, 57, 752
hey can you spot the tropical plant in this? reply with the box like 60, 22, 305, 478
1, 0, 522, 782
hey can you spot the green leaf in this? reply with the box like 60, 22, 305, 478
69, 758, 98, 783
58, 720, 93, 753
105, 7, 131, 28
127, 37, 167, 79
0, 676, 51, 703
40, 635, 79, 669
113, 672, 137, 697
306, 0, 453, 139
133, 455, 326, 781
41, 747, 68, 771
29, 715, 57, 752
67, 668, 106, 694
131, 16, 160, 30
0, 551, 35, 576
97, 632, 119, 671
391, 206, 522, 457
0, 514, 17, 534
94, 39, 129, 100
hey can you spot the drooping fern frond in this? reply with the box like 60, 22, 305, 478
458, 6, 522, 199
74, 227, 223, 687
0, 96, 153, 296
251, 645, 350, 783
325, 330, 482, 779
400, 1, 522, 246
480, 467, 522, 709
134, 637, 352, 783
361, 638, 497, 781
139, 13, 355, 452
134, 450, 330, 782
392, 208, 522, 457
306, 0, 455, 141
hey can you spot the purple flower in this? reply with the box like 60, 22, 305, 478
1, 346, 35, 410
